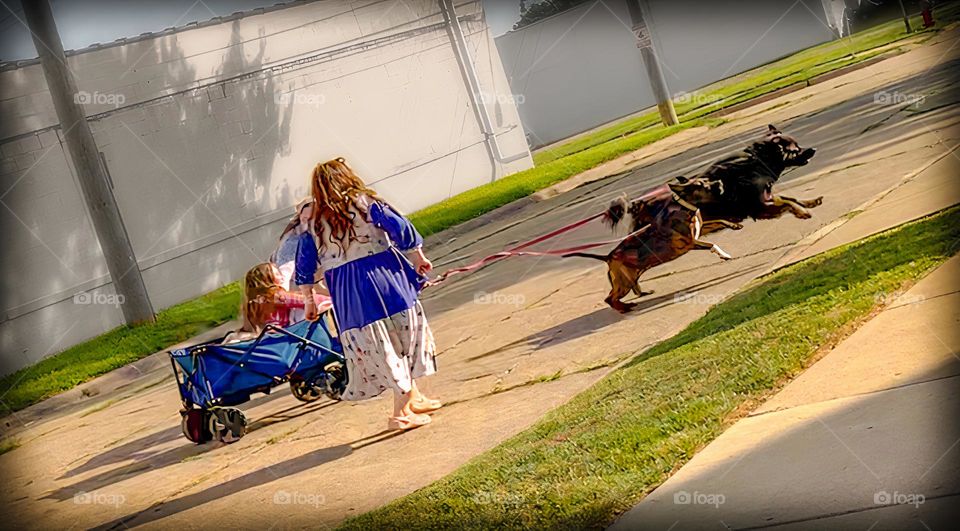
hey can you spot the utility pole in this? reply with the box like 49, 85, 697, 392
625, 0, 678, 126
22, 0, 155, 324
897, 0, 912, 33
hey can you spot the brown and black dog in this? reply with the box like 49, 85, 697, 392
565, 184, 739, 312
568, 125, 820, 312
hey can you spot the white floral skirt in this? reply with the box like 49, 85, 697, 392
339, 301, 437, 401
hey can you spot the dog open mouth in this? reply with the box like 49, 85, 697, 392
788, 147, 817, 166
762, 186, 775, 205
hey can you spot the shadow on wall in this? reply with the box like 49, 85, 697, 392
0, 18, 301, 375
106, 18, 296, 303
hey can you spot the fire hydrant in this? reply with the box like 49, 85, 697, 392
920, 0, 935, 28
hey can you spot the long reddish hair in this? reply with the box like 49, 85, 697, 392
309, 157, 382, 253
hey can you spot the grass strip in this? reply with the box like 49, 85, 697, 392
0, 282, 241, 413
339, 205, 960, 530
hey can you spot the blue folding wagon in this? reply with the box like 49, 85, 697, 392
169, 316, 346, 443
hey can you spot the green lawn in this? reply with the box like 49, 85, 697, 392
338, 206, 960, 530
0, 282, 241, 413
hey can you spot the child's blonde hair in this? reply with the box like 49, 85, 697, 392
239, 263, 284, 334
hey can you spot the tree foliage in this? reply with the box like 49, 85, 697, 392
513, 0, 595, 30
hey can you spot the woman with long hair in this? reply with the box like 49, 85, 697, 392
295, 157, 440, 430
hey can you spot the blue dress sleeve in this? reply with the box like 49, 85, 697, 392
368, 201, 423, 251
294, 231, 319, 286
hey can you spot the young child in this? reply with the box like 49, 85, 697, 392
235, 262, 331, 339
296, 157, 440, 431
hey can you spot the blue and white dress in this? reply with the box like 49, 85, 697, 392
295, 195, 437, 400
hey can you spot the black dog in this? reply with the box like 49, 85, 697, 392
578, 125, 821, 312
607, 125, 821, 235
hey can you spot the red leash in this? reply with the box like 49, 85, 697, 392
426, 212, 604, 286
425, 185, 669, 288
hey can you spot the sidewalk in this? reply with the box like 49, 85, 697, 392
609, 252, 960, 528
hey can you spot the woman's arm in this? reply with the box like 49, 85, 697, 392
368, 201, 423, 251
368, 201, 432, 275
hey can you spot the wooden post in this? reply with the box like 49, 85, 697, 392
898, 0, 912, 33
625, 0, 678, 126
22, 0, 155, 324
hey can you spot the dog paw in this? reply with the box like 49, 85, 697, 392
795, 209, 813, 219
811, 196, 823, 207
731, 223, 744, 230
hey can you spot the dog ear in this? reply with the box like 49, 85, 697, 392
675, 175, 689, 184
767, 124, 781, 134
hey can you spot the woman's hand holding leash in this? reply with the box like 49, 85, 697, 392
410, 247, 432, 276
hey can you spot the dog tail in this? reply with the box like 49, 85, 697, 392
603, 196, 629, 230
563, 252, 609, 262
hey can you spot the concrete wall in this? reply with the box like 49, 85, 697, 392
0, 0, 532, 375
495, 0, 836, 147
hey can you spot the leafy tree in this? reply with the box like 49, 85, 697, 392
513, 0, 594, 30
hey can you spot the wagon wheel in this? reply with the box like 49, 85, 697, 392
180, 409, 213, 444
322, 362, 346, 401
290, 378, 324, 403
210, 407, 247, 443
